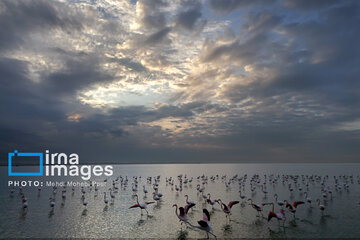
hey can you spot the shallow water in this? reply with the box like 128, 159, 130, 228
1, 163, 360, 238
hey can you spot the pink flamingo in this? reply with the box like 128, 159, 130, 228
217, 199, 239, 222
130, 194, 154, 215
188, 209, 217, 239
206, 193, 218, 209
173, 203, 196, 228
267, 203, 286, 226
248, 198, 267, 217
284, 200, 304, 218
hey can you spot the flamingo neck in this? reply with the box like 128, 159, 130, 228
174, 205, 178, 216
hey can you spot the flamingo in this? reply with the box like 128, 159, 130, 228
110, 190, 115, 199
103, 192, 109, 204
49, 197, 55, 208
248, 199, 267, 217
261, 185, 268, 196
316, 199, 325, 214
284, 200, 304, 218
202, 193, 208, 202
132, 184, 138, 195
153, 192, 161, 203
188, 209, 216, 239
267, 203, 286, 226
82, 197, 88, 207
143, 186, 148, 195
22, 195, 28, 209
206, 194, 218, 209
239, 190, 246, 201
156, 190, 163, 198
129, 194, 154, 215
304, 192, 312, 205
217, 199, 239, 222
173, 203, 196, 227
185, 194, 196, 206
274, 194, 284, 208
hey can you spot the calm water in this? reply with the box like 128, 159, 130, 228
1, 164, 360, 238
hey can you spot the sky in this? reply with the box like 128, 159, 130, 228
0, 0, 359, 164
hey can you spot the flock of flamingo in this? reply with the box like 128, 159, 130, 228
11, 172, 359, 238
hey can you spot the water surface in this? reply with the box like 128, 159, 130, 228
1, 164, 359, 238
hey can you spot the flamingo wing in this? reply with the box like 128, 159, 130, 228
252, 204, 262, 211
285, 202, 293, 210
228, 201, 239, 209
145, 201, 155, 205
129, 204, 140, 209
293, 201, 305, 208
221, 202, 228, 211
184, 203, 196, 214
179, 207, 185, 217
198, 220, 208, 228
267, 211, 277, 222
203, 208, 210, 222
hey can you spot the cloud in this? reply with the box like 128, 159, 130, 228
143, 27, 172, 45
42, 54, 114, 96
282, 0, 339, 10
175, 8, 205, 31
209, 0, 274, 13
135, 0, 169, 30
0, 0, 82, 52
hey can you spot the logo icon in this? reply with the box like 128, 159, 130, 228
8, 150, 43, 176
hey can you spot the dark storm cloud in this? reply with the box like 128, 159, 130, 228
143, 27, 172, 45
139, 0, 168, 10
209, 0, 274, 13
204, 1, 360, 109
0, 0, 82, 52
137, 0, 169, 30
174, 0, 206, 32
176, 8, 204, 31
0, 57, 63, 123
109, 57, 148, 73
106, 102, 206, 124
202, 33, 271, 64
43, 55, 114, 96
282, 0, 340, 10
141, 14, 167, 29
0, 57, 66, 156
264, 2, 360, 106
243, 12, 283, 35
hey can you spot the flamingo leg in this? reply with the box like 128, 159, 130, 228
209, 232, 217, 239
